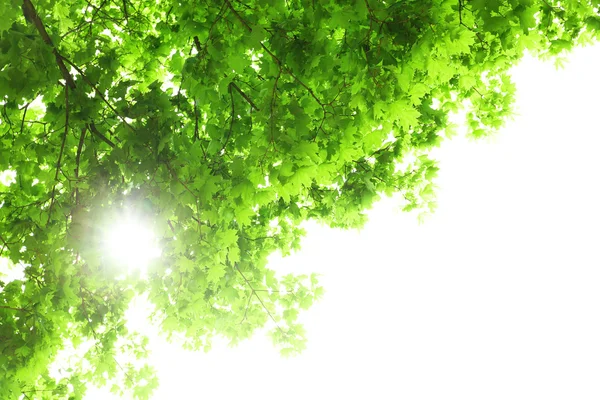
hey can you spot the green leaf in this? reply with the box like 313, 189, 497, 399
0, 0, 592, 395
207, 263, 226, 284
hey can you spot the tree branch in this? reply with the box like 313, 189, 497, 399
47, 85, 69, 224
221, 83, 235, 154
88, 123, 115, 148
122, 0, 129, 22
61, 57, 136, 132
193, 98, 207, 158
74, 127, 87, 205
0, 305, 29, 312
22, 0, 76, 89
75, 127, 87, 175
230, 82, 260, 111
0, 234, 8, 257
19, 101, 30, 136
193, 36, 202, 54
164, 162, 197, 199
223, 0, 252, 32
234, 264, 286, 336
223, 0, 325, 108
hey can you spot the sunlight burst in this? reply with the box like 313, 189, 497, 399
103, 215, 161, 271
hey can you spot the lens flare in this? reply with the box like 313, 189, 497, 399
103, 215, 161, 271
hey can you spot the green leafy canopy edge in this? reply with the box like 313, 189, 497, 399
0, 0, 598, 398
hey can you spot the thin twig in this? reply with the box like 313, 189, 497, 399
75, 127, 87, 204
193, 98, 204, 157
19, 102, 30, 135
239, 293, 253, 324
234, 265, 286, 336
47, 85, 69, 224
165, 162, 197, 199
0, 234, 8, 257
220, 84, 235, 154
75, 127, 87, 175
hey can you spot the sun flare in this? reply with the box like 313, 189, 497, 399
103, 215, 161, 271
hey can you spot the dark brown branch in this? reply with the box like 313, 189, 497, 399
122, 0, 129, 22
230, 82, 260, 111
224, 0, 252, 32
60, 0, 109, 39
0, 305, 29, 312
19, 102, 30, 135
88, 123, 115, 148
75, 127, 86, 174
61, 57, 136, 132
22, 0, 76, 89
47, 86, 69, 224
270, 69, 281, 141
165, 162, 197, 199
224, 0, 325, 109
193, 36, 202, 54
1, 103, 14, 130
75, 127, 87, 204
0, 234, 8, 257
193, 99, 207, 158
220, 81, 259, 154
221, 84, 235, 154
193, 98, 199, 139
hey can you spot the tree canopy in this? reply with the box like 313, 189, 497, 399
0, 0, 598, 398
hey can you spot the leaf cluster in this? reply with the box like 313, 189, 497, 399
0, 0, 597, 398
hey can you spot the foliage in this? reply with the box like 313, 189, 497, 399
0, 0, 598, 398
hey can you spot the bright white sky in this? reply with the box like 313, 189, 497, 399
7, 42, 600, 399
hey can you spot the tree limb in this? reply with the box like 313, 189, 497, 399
223, 0, 252, 32
122, 0, 129, 22
224, 0, 326, 109
22, 0, 76, 89
88, 123, 115, 148
193, 36, 202, 54
61, 56, 136, 132
0, 305, 29, 312
0, 234, 8, 257
230, 82, 260, 111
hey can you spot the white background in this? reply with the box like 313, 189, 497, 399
84, 42, 599, 399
